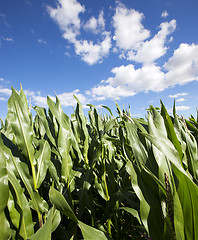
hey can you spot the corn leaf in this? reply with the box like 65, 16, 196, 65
35, 139, 51, 188
49, 187, 78, 223
0, 136, 9, 213
78, 220, 107, 240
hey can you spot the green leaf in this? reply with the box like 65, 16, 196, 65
102, 105, 114, 116
104, 118, 117, 134
34, 106, 56, 147
0, 136, 9, 213
7, 165, 34, 239
143, 132, 198, 240
160, 101, 183, 162
35, 139, 51, 188
78, 220, 107, 240
47, 96, 83, 160
126, 160, 166, 240
74, 95, 89, 165
119, 207, 141, 224
0, 211, 13, 240
7, 87, 37, 189
173, 186, 185, 240
49, 187, 78, 223
3, 136, 48, 217
125, 122, 148, 168
58, 125, 72, 185
78, 169, 93, 218
126, 161, 150, 233
29, 207, 55, 240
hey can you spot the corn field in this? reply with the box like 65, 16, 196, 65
1, 86, 198, 240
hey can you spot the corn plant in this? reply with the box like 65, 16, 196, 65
0, 86, 198, 239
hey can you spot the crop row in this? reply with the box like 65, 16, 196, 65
0, 87, 198, 239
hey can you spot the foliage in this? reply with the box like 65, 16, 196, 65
0, 87, 198, 239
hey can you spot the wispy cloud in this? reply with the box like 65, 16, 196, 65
2, 37, 14, 42
175, 105, 190, 111
0, 88, 12, 96
169, 93, 188, 98
0, 13, 10, 27
0, 97, 7, 101
176, 98, 186, 102
38, 39, 47, 44
161, 10, 168, 18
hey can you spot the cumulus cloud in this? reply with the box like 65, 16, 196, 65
47, 0, 111, 64
74, 32, 111, 65
83, 11, 105, 34
47, 0, 85, 42
56, 89, 86, 106
87, 64, 165, 100
87, 41, 198, 101
127, 20, 176, 64
46, 1, 198, 103
112, 3, 150, 50
164, 43, 198, 86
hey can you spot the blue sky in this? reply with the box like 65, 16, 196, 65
0, 0, 198, 119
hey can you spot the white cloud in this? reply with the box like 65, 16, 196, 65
74, 32, 111, 65
164, 43, 198, 86
47, 1, 110, 64
47, 0, 85, 42
176, 98, 186, 102
24, 89, 41, 97
0, 97, 7, 101
112, 3, 150, 50
87, 64, 165, 100
127, 20, 176, 64
86, 42, 198, 100
168, 105, 190, 113
57, 89, 86, 107
169, 93, 188, 98
0, 13, 10, 27
87, 84, 136, 100
161, 10, 168, 18
175, 105, 190, 111
0, 88, 12, 96
38, 39, 47, 44
2, 37, 14, 42
83, 10, 105, 34
28, 89, 87, 108
33, 95, 48, 107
